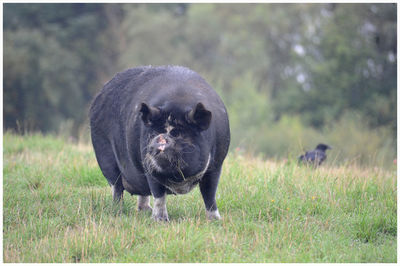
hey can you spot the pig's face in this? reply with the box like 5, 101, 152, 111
139, 102, 211, 183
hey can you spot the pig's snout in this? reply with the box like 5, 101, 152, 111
157, 135, 168, 151
153, 134, 174, 153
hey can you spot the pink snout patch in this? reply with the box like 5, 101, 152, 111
157, 135, 167, 151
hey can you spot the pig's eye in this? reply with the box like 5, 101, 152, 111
169, 128, 180, 137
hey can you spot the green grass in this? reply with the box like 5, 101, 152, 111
3, 132, 397, 262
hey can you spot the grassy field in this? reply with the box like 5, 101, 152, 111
3, 132, 397, 262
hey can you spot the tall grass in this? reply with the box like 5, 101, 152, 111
3, 132, 397, 262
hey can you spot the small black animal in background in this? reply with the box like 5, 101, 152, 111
298, 144, 332, 166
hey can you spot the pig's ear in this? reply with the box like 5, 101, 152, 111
139, 103, 160, 126
186, 103, 212, 131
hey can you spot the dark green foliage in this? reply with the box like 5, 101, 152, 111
3, 3, 396, 166
4, 3, 120, 134
280, 4, 397, 134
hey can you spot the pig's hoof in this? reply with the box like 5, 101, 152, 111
152, 213, 169, 222
206, 209, 221, 220
138, 205, 153, 212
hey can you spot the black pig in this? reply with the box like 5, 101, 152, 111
89, 66, 230, 221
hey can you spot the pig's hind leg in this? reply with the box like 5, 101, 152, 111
137, 196, 152, 212
91, 135, 124, 202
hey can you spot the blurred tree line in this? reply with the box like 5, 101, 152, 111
3, 3, 397, 166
